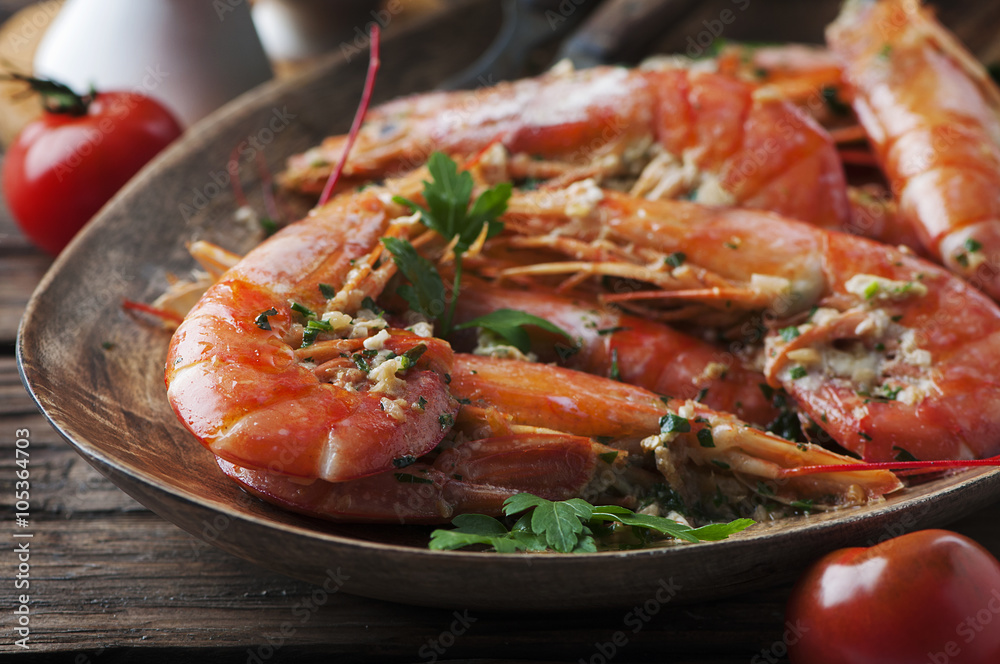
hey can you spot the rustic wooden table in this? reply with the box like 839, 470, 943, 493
4, 1, 1000, 662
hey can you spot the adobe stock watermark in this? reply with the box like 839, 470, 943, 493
751, 619, 809, 663
578, 578, 681, 664
927, 587, 1000, 664
213, 0, 247, 21
340, 0, 403, 62
245, 567, 350, 663
545, 0, 591, 30
4, 1, 62, 52
418, 610, 477, 663
178, 106, 296, 222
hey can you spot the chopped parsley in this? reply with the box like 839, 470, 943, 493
254, 307, 278, 330
392, 455, 417, 468
779, 326, 800, 342
290, 301, 316, 318
398, 344, 427, 370
596, 326, 628, 336
598, 451, 619, 464
664, 252, 686, 268
259, 217, 279, 237
820, 86, 851, 117
660, 413, 691, 434
394, 473, 433, 485
790, 499, 814, 512
351, 353, 371, 373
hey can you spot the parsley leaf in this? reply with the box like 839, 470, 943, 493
427, 493, 754, 553
455, 308, 571, 353
381, 236, 445, 321
388, 152, 512, 336
394, 152, 510, 254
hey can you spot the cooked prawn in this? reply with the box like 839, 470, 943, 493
449, 355, 901, 512
164, 173, 907, 522
452, 278, 779, 427
217, 432, 623, 524
281, 63, 851, 229
165, 189, 459, 481
213, 352, 902, 523
828, 0, 1000, 299
489, 183, 1000, 463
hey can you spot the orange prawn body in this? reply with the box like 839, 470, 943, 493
283, 65, 850, 230
165, 191, 458, 482
828, 0, 1000, 300
499, 186, 1000, 463
453, 280, 779, 427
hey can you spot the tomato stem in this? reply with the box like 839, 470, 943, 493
2, 72, 92, 115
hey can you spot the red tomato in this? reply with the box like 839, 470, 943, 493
786, 529, 1000, 664
3, 87, 182, 254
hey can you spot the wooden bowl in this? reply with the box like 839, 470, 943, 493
18, 1, 1000, 611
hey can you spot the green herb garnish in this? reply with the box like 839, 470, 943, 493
381, 236, 446, 322
392, 455, 417, 469
394, 473, 433, 485
455, 309, 571, 354
255, 307, 278, 330
790, 499, 814, 512
779, 326, 800, 342
259, 217, 279, 237
664, 252, 686, 268
398, 343, 427, 370
390, 152, 511, 336
660, 413, 691, 434
428, 493, 754, 553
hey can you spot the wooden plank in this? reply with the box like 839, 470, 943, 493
4, 512, 794, 657
0, 252, 49, 345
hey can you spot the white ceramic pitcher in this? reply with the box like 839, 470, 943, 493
33, 0, 273, 127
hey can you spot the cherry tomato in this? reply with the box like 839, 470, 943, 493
3, 80, 182, 255
786, 529, 1000, 664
